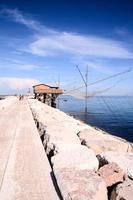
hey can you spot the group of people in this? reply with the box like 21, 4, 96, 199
19, 95, 24, 100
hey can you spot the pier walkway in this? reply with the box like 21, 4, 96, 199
0, 99, 59, 200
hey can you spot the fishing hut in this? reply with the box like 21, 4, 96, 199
33, 84, 63, 108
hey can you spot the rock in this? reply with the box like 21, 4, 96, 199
51, 145, 99, 171
29, 99, 83, 156
49, 143, 82, 156
110, 176, 133, 200
46, 124, 81, 144
99, 151, 133, 179
54, 168, 108, 200
45, 128, 81, 156
98, 162, 124, 187
78, 129, 132, 155
37, 121, 46, 137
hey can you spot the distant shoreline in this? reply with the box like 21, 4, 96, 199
0, 95, 6, 100
0, 95, 14, 100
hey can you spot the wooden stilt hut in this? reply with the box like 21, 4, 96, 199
33, 84, 63, 108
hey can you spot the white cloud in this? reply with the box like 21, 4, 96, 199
1, 8, 133, 59
1, 8, 40, 31
0, 63, 37, 71
1, 8, 56, 34
71, 58, 114, 73
0, 77, 39, 90
0, 58, 42, 71
114, 27, 129, 37
29, 32, 133, 59
15, 64, 37, 70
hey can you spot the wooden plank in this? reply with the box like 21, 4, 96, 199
0, 100, 59, 200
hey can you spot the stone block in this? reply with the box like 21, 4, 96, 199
98, 162, 124, 187
110, 176, 133, 200
99, 151, 133, 179
54, 168, 108, 200
51, 146, 99, 171
78, 129, 132, 155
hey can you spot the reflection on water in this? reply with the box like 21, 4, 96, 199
59, 96, 133, 142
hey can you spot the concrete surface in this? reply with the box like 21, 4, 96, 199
0, 98, 59, 200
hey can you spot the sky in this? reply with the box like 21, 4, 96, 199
0, 0, 133, 95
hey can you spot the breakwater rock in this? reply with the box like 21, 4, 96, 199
28, 98, 133, 200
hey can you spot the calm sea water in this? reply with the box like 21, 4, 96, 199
0, 95, 6, 99
59, 96, 133, 142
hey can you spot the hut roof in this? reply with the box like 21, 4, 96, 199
33, 84, 58, 89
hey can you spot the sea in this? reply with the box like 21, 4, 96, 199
0, 95, 6, 100
59, 96, 133, 143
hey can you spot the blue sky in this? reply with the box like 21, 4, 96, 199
0, 0, 133, 95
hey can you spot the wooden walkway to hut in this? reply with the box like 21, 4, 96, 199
0, 99, 59, 200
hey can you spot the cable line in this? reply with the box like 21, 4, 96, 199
64, 68, 132, 94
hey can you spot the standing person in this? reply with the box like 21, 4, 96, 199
19, 95, 21, 100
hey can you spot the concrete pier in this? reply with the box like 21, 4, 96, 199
0, 97, 133, 200
0, 99, 59, 200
